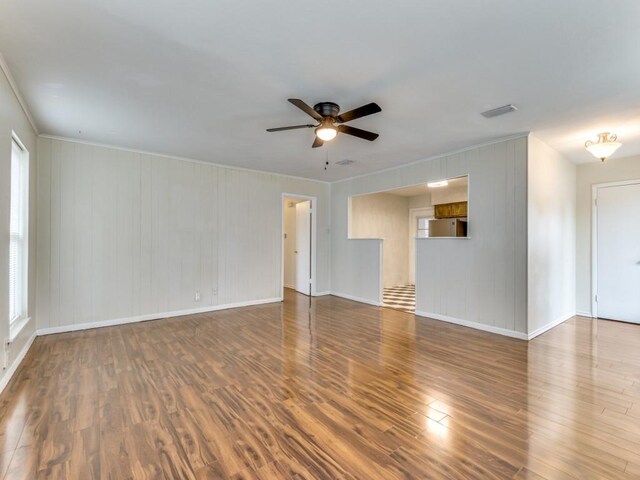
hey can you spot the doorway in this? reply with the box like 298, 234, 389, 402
592, 180, 640, 323
282, 194, 316, 297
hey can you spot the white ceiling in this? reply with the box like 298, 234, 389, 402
1, 0, 639, 181
385, 176, 468, 197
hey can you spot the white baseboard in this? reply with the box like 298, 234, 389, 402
576, 311, 593, 318
0, 330, 37, 394
414, 311, 528, 340
331, 291, 382, 307
527, 312, 574, 340
37, 297, 283, 336
313, 291, 331, 297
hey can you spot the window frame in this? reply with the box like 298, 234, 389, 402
8, 132, 29, 334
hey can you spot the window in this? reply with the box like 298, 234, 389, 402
9, 135, 28, 327
417, 216, 430, 238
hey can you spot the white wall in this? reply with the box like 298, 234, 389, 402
350, 192, 410, 288
415, 138, 528, 335
0, 63, 38, 389
35, 137, 331, 330
527, 135, 576, 335
334, 136, 528, 336
576, 154, 640, 315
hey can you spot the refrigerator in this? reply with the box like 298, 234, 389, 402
428, 218, 467, 237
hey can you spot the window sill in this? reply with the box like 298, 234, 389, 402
9, 316, 31, 344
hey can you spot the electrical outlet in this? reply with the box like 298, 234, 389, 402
195, 290, 201, 302
212, 288, 218, 296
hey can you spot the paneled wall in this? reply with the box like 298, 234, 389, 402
0, 64, 38, 388
36, 137, 330, 330
527, 135, 576, 334
334, 137, 528, 335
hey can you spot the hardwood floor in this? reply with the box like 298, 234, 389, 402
1, 290, 639, 479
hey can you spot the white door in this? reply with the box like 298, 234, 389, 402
295, 201, 311, 295
596, 182, 640, 323
409, 208, 433, 284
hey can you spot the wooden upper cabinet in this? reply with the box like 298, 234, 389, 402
434, 201, 468, 219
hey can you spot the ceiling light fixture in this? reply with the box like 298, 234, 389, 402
315, 118, 338, 141
585, 132, 622, 162
316, 126, 337, 141
427, 180, 449, 188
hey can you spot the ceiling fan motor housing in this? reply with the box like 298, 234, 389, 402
314, 102, 340, 118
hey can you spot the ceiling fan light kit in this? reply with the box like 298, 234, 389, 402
585, 132, 622, 162
315, 118, 337, 141
267, 98, 381, 148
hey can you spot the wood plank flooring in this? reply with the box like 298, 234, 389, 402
1, 290, 640, 479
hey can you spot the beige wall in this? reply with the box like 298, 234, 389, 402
0, 65, 38, 390
408, 193, 432, 210
430, 185, 467, 205
576, 154, 640, 315
527, 135, 576, 334
350, 192, 410, 288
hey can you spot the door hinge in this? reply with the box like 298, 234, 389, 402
595, 294, 598, 302
594, 198, 598, 207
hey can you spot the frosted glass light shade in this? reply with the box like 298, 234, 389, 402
316, 127, 337, 141
585, 132, 621, 161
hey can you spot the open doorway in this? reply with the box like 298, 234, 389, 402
282, 194, 317, 297
348, 176, 469, 313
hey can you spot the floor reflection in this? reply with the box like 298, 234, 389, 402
0, 290, 638, 478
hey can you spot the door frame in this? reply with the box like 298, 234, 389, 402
591, 179, 640, 318
281, 193, 318, 297
408, 207, 434, 284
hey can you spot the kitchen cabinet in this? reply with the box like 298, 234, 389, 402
434, 201, 468, 219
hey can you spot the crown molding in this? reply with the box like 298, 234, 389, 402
333, 132, 530, 184
38, 134, 332, 185
0, 50, 39, 135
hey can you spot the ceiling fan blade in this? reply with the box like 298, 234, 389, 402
312, 137, 324, 148
288, 98, 323, 121
336, 102, 381, 123
266, 124, 315, 132
337, 125, 379, 141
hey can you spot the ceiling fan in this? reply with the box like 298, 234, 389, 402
267, 99, 382, 148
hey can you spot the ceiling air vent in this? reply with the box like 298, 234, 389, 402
481, 104, 518, 118
336, 159, 355, 166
